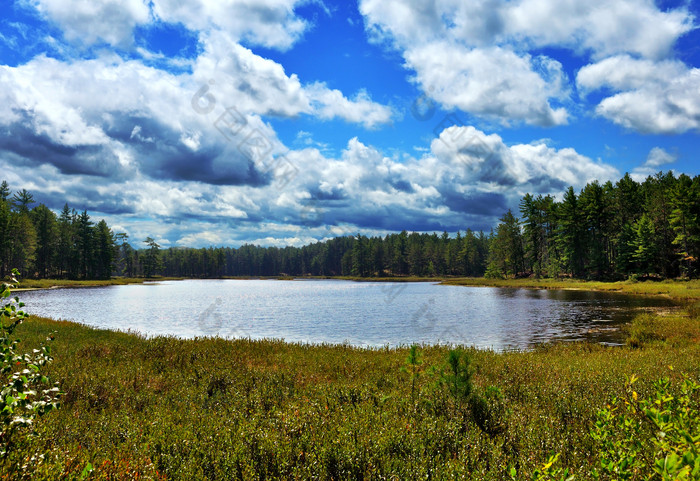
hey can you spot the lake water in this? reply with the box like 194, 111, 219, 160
19, 279, 677, 350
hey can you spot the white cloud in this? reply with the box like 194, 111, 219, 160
630, 147, 677, 181
505, 0, 692, 60
31, 0, 315, 51
405, 43, 568, 126
577, 56, 700, 134
193, 32, 394, 127
306, 85, 393, 129
360, 0, 693, 59
31, 0, 151, 47
359, 0, 694, 128
152, 0, 308, 51
645, 147, 677, 168
429, 126, 618, 195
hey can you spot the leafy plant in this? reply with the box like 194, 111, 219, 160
591, 371, 699, 479
0, 269, 60, 458
400, 344, 422, 406
441, 348, 474, 404
471, 385, 508, 437
509, 453, 574, 481
437, 349, 508, 436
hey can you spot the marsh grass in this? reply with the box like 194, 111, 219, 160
441, 277, 700, 301
2, 299, 698, 479
16, 277, 186, 290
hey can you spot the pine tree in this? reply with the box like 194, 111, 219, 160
669, 174, 700, 276
633, 214, 656, 275
556, 186, 584, 277
31, 205, 58, 278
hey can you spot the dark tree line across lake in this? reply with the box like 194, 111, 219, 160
1, 171, 699, 281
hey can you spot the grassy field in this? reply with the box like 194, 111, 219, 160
323, 276, 700, 302
20, 276, 700, 302
16, 277, 186, 290
1, 281, 699, 479
440, 277, 700, 301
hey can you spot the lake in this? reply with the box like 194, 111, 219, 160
19, 279, 677, 350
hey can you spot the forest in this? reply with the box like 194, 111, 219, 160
1, 171, 699, 280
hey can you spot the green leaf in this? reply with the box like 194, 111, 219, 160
80, 462, 94, 480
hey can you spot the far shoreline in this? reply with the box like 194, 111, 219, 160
13, 275, 700, 301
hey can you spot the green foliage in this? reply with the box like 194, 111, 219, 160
436, 349, 509, 437
142, 237, 163, 278
670, 174, 700, 277
2, 171, 700, 281
400, 344, 422, 405
510, 453, 574, 481
590, 372, 700, 480
441, 348, 474, 403
633, 214, 657, 274
1, 304, 698, 479
486, 210, 525, 278
470, 385, 508, 437
0, 182, 118, 280
0, 270, 60, 459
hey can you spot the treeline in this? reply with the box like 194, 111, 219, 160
157, 230, 489, 278
3, 171, 699, 280
0, 181, 117, 279
488, 171, 699, 279
154, 171, 699, 280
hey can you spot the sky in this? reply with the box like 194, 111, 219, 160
1, 0, 699, 248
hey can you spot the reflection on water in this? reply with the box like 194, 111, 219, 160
19, 280, 677, 351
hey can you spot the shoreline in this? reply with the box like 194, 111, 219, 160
15, 275, 700, 301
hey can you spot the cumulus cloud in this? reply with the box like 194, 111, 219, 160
360, 0, 692, 59
0, 111, 619, 245
504, 0, 692, 60
0, 40, 394, 189
630, 147, 677, 181
306, 85, 393, 129
152, 0, 308, 51
405, 43, 568, 126
0, 54, 276, 186
193, 32, 394, 128
30, 0, 314, 51
428, 126, 618, 197
31, 0, 151, 47
577, 55, 700, 134
359, 0, 694, 128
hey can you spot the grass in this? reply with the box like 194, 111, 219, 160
440, 277, 700, 301
22, 276, 700, 303
17, 277, 185, 290
2, 295, 699, 479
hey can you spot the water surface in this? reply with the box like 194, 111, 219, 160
20, 279, 676, 350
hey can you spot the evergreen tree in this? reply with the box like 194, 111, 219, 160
556, 186, 584, 277
94, 220, 116, 279
31, 205, 58, 278
0, 181, 9, 202
669, 174, 700, 276
142, 237, 162, 278
579, 181, 610, 278
11, 189, 34, 214
633, 215, 656, 274
76, 211, 93, 279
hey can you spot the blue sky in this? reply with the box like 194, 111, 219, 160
0, 0, 698, 248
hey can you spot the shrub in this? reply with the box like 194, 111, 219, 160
440, 348, 474, 403
0, 270, 60, 459
591, 372, 700, 479
400, 344, 423, 406
470, 385, 508, 437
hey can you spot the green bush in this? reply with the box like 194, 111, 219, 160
0, 270, 60, 461
471, 385, 508, 437
591, 372, 700, 479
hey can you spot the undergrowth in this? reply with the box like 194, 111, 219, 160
1, 283, 698, 479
